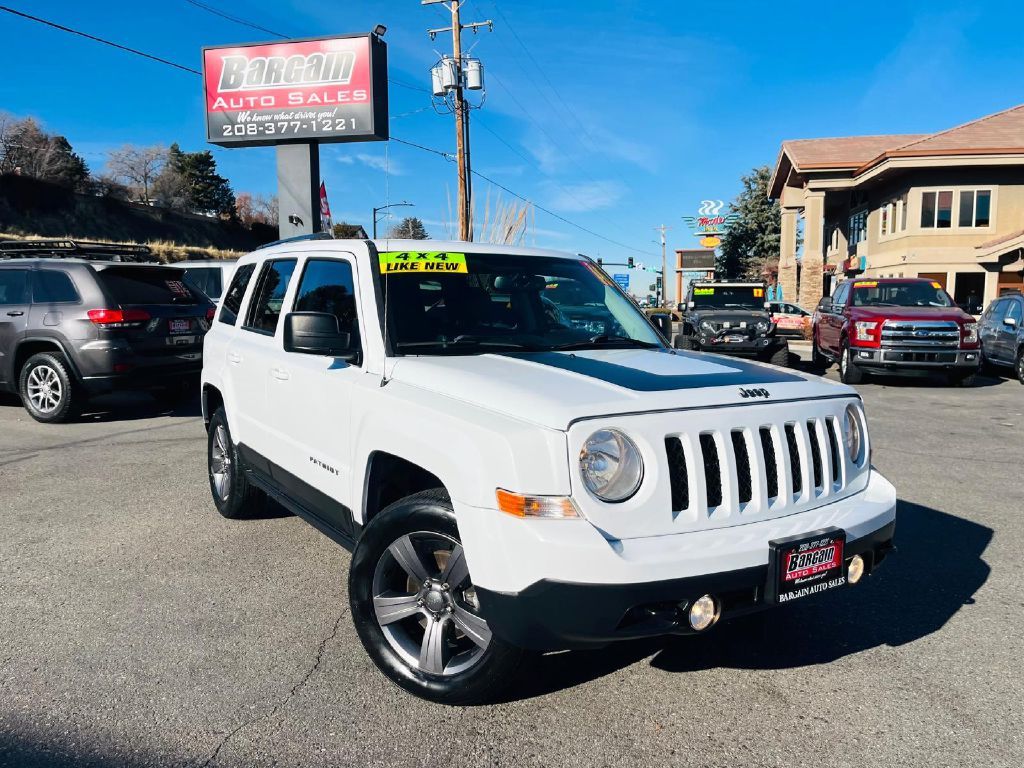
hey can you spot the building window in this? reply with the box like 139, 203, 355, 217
922, 189, 991, 228
879, 194, 907, 237
849, 208, 867, 245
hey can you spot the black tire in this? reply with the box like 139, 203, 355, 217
767, 341, 789, 368
811, 334, 829, 370
673, 334, 695, 351
349, 489, 525, 705
207, 407, 265, 519
1016, 348, 1024, 385
18, 352, 81, 423
839, 341, 865, 385
979, 348, 999, 377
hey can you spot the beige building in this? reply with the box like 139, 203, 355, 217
769, 104, 1024, 310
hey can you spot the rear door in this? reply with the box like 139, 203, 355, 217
0, 268, 30, 387
93, 266, 215, 369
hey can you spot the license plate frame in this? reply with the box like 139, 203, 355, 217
169, 318, 192, 334
765, 527, 847, 604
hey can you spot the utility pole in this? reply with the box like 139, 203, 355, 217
425, 1, 491, 242
654, 224, 672, 307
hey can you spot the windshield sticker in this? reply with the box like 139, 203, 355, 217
753, 288, 764, 298
379, 251, 467, 274
930, 281, 942, 289
693, 287, 715, 296
854, 281, 878, 288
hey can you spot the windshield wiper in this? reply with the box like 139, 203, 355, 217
396, 337, 540, 352
551, 334, 661, 351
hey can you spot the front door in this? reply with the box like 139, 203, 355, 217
0, 269, 31, 387
994, 298, 1022, 363
265, 254, 365, 537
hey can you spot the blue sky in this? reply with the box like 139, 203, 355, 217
3, 0, 1024, 291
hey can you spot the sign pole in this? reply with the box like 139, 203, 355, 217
276, 143, 322, 238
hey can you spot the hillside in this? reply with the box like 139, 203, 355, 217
0, 174, 276, 259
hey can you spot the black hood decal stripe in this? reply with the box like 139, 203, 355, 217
502, 350, 803, 392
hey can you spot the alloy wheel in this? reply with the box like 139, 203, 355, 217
372, 531, 491, 676
26, 365, 63, 414
840, 347, 848, 377
209, 425, 232, 501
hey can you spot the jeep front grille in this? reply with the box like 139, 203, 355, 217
664, 414, 851, 518
880, 320, 960, 349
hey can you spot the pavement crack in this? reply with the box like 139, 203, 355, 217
199, 607, 347, 768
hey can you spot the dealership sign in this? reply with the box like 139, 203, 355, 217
203, 34, 389, 147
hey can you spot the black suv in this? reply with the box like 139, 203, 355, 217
674, 280, 789, 366
978, 292, 1024, 383
0, 240, 215, 422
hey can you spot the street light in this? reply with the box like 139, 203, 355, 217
372, 201, 414, 239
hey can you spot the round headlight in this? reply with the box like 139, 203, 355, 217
579, 428, 644, 502
844, 405, 863, 463
755, 320, 769, 333
700, 320, 714, 332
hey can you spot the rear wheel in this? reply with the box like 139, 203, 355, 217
207, 407, 265, 519
1016, 348, 1024, 385
839, 342, 865, 385
18, 352, 81, 423
349, 489, 525, 704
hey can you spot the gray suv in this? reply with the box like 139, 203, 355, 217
979, 292, 1024, 383
0, 241, 216, 422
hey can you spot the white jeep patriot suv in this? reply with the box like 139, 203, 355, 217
201, 237, 897, 704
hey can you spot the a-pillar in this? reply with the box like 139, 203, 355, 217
798, 190, 825, 308
778, 208, 799, 302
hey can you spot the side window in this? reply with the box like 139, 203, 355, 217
0, 269, 30, 305
33, 270, 79, 303
293, 258, 361, 352
183, 267, 223, 299
987, 299, 1007, 323
832, 283, 850, 308
1006, 300, 1022, 324
219, 263, 256, 326
244, 259, 297, 335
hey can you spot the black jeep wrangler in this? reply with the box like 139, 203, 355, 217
674, 281, 789, 366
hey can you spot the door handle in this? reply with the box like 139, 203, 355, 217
6, 311, 24, 317
227, 352, 242, 364
271, 367, 290, 381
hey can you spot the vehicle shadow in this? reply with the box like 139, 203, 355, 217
504, 499, 991, 701
0, 390, 204, 421
787, 357, 1006, 388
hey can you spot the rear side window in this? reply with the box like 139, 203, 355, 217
0, 269, 29, 305
294, 258, 361, 351
33, 270, 79, 303
97, 267, 198, 305
182, 266, 223, 299
244, 259, 297, 335
219, 263, 256, 326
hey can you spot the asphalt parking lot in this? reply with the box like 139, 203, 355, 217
1, 356, 1022, 768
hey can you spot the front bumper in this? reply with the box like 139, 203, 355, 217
477, 521, 894, 650
694, 335, 784, 356
850, 346, 980, 371
458, 468, 897, 650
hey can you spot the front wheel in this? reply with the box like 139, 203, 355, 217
673, 334, 695, 351
1016, 349, 1024, 385
839, 342, 865, 385
811, 334, 828, 370
349, 490, 525, 704
767, 342, 790, 368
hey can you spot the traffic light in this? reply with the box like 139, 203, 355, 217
627, 257, 635, 268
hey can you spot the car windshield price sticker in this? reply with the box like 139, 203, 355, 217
693, 287, 715, 296
379, 251, 468, 274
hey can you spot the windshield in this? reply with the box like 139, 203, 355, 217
690, 285, 765, 310
850, 280, 954, 308
377, 251, 663, 355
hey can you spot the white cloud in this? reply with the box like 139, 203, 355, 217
545, 180, 625, 213
336, 152, 405, 175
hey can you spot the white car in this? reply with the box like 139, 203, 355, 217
170, 259, 237, 301
200, 238, 897, 704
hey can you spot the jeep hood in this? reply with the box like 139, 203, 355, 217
388, 349, 851, 430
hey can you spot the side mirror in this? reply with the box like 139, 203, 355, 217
687, 300, 695, 310
764, 301, 771, 311
650, 313, 673, 341
817, 297, 833, 312
283, 312, 360, 362
1006, 316, 1019, 328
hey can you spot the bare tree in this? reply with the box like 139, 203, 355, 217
253, 194, 278, 225
106, 145, 166, 204
0, 115, 90, 190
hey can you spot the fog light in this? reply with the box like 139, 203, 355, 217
687, 594, 719, 631
848, 554, 865, 584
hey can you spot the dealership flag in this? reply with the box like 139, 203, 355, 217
320, 182, 333, 232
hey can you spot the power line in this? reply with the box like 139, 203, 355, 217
2, 4, 654, 257
0, 6, 201, 75
182, 0, 285, 39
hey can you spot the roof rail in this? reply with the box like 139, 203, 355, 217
0, 239, 157, 262
255, 232, 335, 250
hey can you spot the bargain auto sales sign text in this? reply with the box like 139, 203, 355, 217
203, 33, 389, 147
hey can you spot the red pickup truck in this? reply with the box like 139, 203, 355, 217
811, 277, 980, 386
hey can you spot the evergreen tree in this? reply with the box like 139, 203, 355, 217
152, 143, 235, 216
387, 216, 429, 240
718, 166, 785, 279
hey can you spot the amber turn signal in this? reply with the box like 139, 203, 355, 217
495, 489, 581, 519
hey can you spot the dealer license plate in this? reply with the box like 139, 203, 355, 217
169, 318, 191, 334
724, 334, 745, 343
766, 528, 846, 604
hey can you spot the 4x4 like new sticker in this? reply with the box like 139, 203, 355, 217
379, 251, 467, 274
